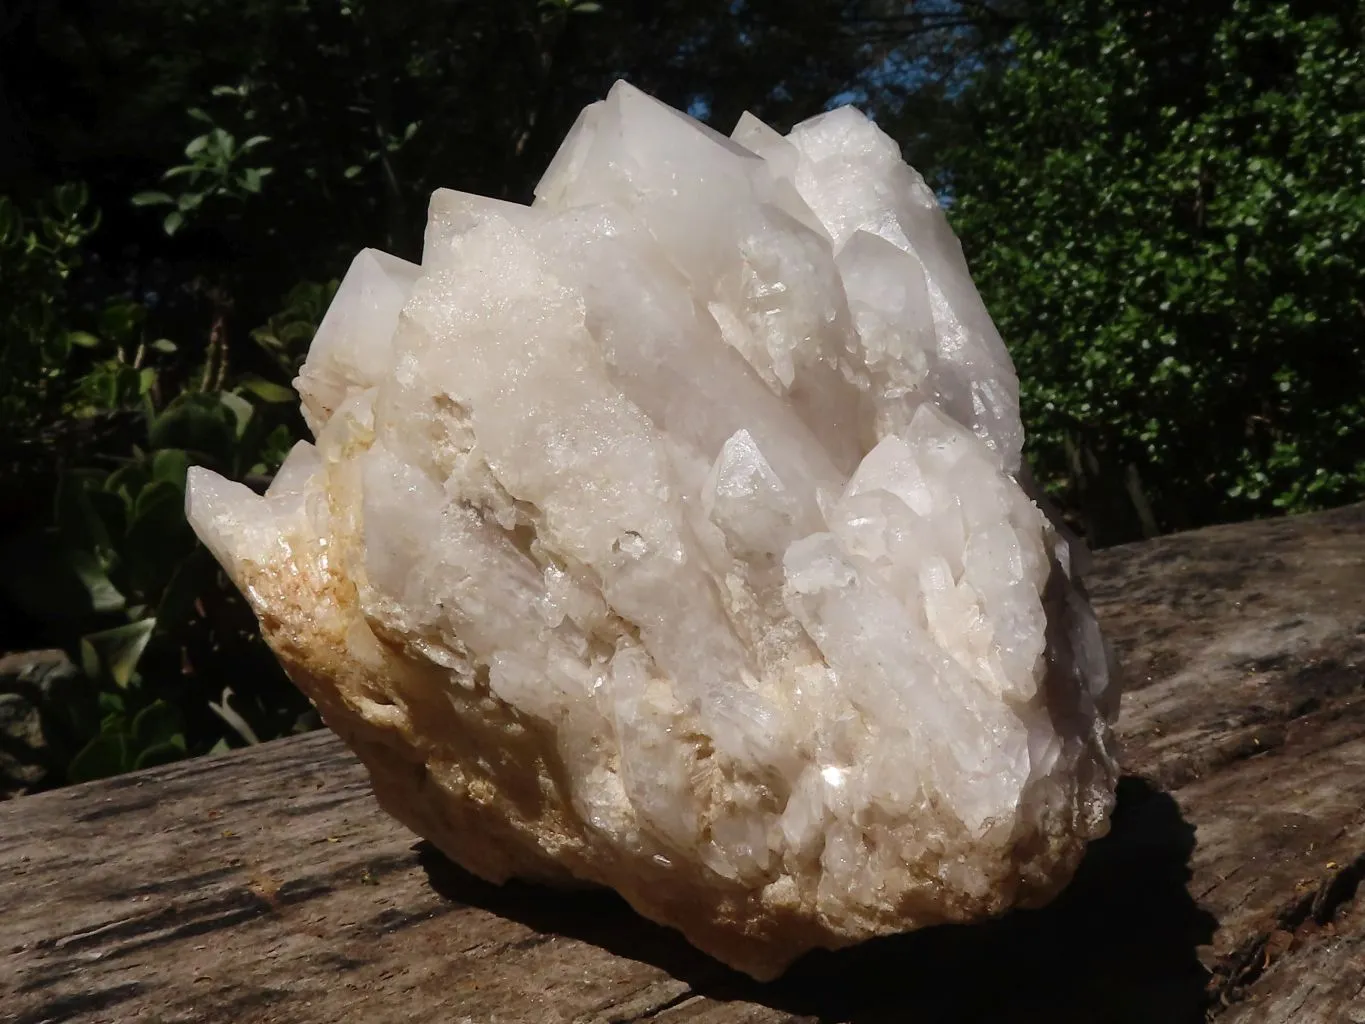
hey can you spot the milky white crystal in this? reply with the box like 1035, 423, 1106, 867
186, 81, 1120, 979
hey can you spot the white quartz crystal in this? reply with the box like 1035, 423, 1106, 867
186, 81, 1119, 980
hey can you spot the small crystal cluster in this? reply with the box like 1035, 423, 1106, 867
187, 82, 1119, 979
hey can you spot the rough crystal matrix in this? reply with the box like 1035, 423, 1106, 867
186, 82, 1120, 980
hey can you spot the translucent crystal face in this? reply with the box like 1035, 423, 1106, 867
186, 81, 1119, 980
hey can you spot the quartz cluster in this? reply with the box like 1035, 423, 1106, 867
186, 81, 1120, 979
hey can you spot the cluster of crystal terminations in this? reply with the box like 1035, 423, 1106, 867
186, 82, 1120, 979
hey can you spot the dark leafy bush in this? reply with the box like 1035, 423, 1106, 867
0, 186, 328, 786
947, 0, 1365, 544
0, 187, 101, 442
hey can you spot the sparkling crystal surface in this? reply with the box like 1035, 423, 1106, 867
186, 81, 1120, 979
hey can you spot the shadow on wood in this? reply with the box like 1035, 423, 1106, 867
418, 775, 1217, 1023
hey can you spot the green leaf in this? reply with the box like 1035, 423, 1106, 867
0, 528, 126, 618
68, 549, 129, 614
238, 376, 296, 403
131, 191, 174, 207
66, 330, 101, 349
67, 731, 130, 784
150, 338, 178, 354
125, 479, 194, 595
105, 462, 150, 502
80, 619, 156, 689
98, 300, 146, 340
217, 390, 255, 440
132, 700, 184, 751
132, 478, 187, 522
133, 739, 187, 771
164, 210, 185, 236
149, 392, 237, 465
151, 448, 191, 488
258, 424, 295, 470
53, 182, 89, 217
276, 322, 318, 344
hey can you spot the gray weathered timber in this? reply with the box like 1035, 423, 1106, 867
2, 503, 1363, 1023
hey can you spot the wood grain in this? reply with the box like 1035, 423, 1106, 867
2, 503, 1363, 1023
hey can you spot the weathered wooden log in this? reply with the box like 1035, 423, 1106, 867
3, 503, 1362, 1023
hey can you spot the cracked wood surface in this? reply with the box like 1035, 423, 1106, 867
2, 502, 1363, 1023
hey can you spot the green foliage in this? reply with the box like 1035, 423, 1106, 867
251, 280, 340, 380
948, 0, 1365, 542
0, 187, 101, 438
132, 104, 274, 237
0, 168, 329, 785
0, 322, 317, 783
